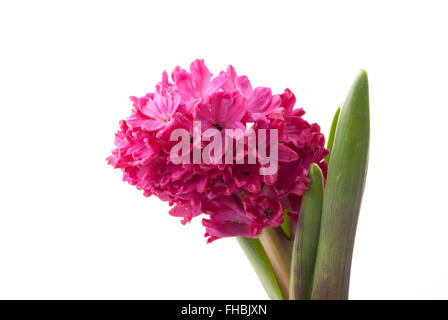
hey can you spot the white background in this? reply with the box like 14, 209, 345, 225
1, 0, 447, 299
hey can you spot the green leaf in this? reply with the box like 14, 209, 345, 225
237, 237, 284, 300
290, 163, 324, 300
280, 212, 292, 239
325, 107, 341, 165
311, 70, 370, 299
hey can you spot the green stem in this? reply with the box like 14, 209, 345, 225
237, 237, 284, 300
258, 227, 292, 299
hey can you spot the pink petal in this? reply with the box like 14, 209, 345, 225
222, 65, 238, 91
224, 94, 246, 123
280, 88, 296, 114
207, 72, 226, 95
142, 119, 165, 131
190, 59, 211, 96
174, 69, 195, 101
247, 87, 272, 113
196, 102, 213, 121
236, 75, 253, 98
278, 144, 299, 162
210, 92, 233, 120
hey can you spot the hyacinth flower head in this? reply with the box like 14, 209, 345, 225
107, 59, 328, 242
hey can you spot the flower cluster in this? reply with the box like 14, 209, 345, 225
107, 60, 328, 242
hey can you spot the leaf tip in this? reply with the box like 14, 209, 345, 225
355, 69, 369, 89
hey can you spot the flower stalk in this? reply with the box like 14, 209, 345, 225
237, 237, 284, 300
258, 227, 292, 299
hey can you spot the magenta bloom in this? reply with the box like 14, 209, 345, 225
108, 59, 328, 242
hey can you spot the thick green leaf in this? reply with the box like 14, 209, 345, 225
311, 70, 370, 299
237, 237, 284, 300
290, 163, 324, 300
325, 107, 341, 165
